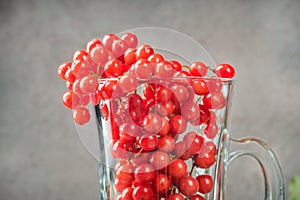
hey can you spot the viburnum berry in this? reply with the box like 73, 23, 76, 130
150, 151, 170, 170
170, 60, 182, 72
72, 50, 88, 62
132, 185, 154, 200
189, 61, 208, 77
79, 75, 98, 94
156, 61, 176, 78
134, 163, 155, 182
102, 33, 119, 51
58, 62, 71, 80
143, 113, 163, 133
73, 107, 91, 125
179, 176, 199, 196
153, 173, 171, 193
148, 53, 164, 63
124, 48, 137, 66
135, 44, 154, 59
112, 39, 129, 58
158, 135, 175, 152
86, 38, 102, 53
196, 174, 214, 194
138, 135, 158, 152
166, 193, 185, 200
120, 187, 134, 200
62, 90, 80, 109
90, 45, 108, 65
189, 194, 205, 200
121, 32, 138, 48
203, 92, 226, 110
215, 63, 235, 78
169, 114, 187, 134
104, 59, 125, 77
134, 58, 153, 78
167, 159, 187, 179
118, 74, 138, 93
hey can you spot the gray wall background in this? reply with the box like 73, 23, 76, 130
1, 0, 299, 199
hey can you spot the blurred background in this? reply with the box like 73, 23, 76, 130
1, 0, 299, 199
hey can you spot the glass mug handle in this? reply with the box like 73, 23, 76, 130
223, 130, 285, 200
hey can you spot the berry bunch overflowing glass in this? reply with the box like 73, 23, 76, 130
57, 30, 284, 200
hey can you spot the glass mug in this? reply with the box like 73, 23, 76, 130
94, 76, 284, 200
73, 28, 284, 199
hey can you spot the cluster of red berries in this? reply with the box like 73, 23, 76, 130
57, 32, 235, 200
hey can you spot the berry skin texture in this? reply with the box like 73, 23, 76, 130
179, 176, 199, 196
134, 163, 155, 182
73, 107, 91, 125
196, 174, 214, 194
215, 63, 235, 78
189, 194, 205, 200
121, 32, 138, 48
166, 193, 185, 200
153, 173, 171, 193
58, 62, 71, 80
167, 159, 187, 179
189, 61, 208, 77
132, 186, 154, 200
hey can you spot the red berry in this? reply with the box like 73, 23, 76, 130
79, 75, 98, 94
169, 115, 187, 134
121, 32, 138, 48
102, 33, 119, 51
62, 90, 79, 109
73, 50, 88, 61
179, 176, 199, 196
166, 193, 185, 200
153, 173, 171, 193
90, 45, 108, 65
118, 74, 138, 93
204, 122, 218, 139
215, 63, 235, 78
191, 79, 209, 95
189, 61, 207, 77
112, 39, 129, 57
203, 92, 226, 110
150, 151, 170, 170
189, 194, 205, 200
124, 48, 137, 66
138, 135, 158, 152
64, 68, 76, 83
58, 62, 71, 80
115, 178, 132, 192
148, 53, 164, 63
158, 135, 175, 152
196, 174, 213, 194
134, 163, 155, 182
194, 142, 217, 168
86, 38, 102, 53
120, 187, 134, 200
73, 107, 91, 125
135, 44, 154, 59
156, 61, 175, 78
181, 101, 200, 122
134, 58, 153, 78
104, 59, 125, 77
184, 132, 205, 154
132, 186, 154, 200
170, 60, 182, 72
143, 113, 163, 133
167, 159, 187, 179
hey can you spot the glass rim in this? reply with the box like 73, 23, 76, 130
98, 76, 234, 83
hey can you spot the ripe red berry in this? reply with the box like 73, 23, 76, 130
167, 159, 187, 179
132, 186, 154, 200
189, 194, 205, 200
124, 48, 137, 66
196, 174, 214, 194
121, 32, 138, 48
153, 173, 171, 193
134, 163, 155, 182
179, 176, 199, 196
73, 107, 91, 125
150, 151, 170, 170
58, 62, 71, 80
135, 44, 154, 59
148, 53, 164, 63
158, 135, 175, 152
118, 74, 138, 93
143, 113, 163, 133
62, 90, 79, 109
189, 61, 208, 77
138, 135, 158, 152
86, 38, 102, 53
102, 33, 119, 51
166, 193, 185, 200
79, 75, 98, 94
72, 50, 88, 61
104, 59, 125, 77
215, 63, 235, 78
169, 115, 187, 134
